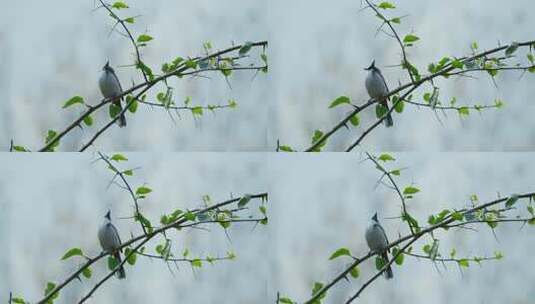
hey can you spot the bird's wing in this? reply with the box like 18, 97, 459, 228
376, 69, 390, 99
377, 223, 389, 245
109, 223, 123, 250
109, 69, 124, 96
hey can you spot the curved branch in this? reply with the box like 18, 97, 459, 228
302, 38, 535, 152
35, 40, 268, 152
36, 192, 268, 304
303, 192, 535, 303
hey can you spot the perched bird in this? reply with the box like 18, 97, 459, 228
365, 212, 393, 279
99, 61, 127, 127
98, 210, 126, 279
364, 60, 393, 127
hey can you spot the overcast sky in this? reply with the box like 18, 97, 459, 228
1, 153, 534, 303
2, 0, 535, 151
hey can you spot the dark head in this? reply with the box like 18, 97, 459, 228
104, 210, 111, 221
364, 60, 376, 71
102, 61, 112, 72
371, 212, 378, 222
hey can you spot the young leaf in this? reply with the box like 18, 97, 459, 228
378, 153, 395, 162
239, 41, 253, 56
137, 34, 153, 43
403, 186, 420, 195
111, 1, 129, 9
403, 34, 420, 44
328, 96, 351, 108
328, 248, 351, 260
349, 265, 360, 278
62, 96, 84, 109
505, 194, 519, 208
61, 248, 83, 260
377, 2, 396, 9
111, 154, 128, 162
136, 186, 152, 195
82, 266, 92, 279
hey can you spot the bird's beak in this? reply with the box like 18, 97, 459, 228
103, 61, 110, 70
105, 210, 111, 220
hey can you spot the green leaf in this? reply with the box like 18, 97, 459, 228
238, 194, 252, 208
458, 259, 469, 268
136, 186, 152, 195
375, 103, 388, 119
403, 186, 420, 195
61, 248, 83, 260
191, 107, 203, 116
135, 212, 153, 233
390, 17, 401, 24
505, 42, 519, 56
451, 211, 464, 221
349, 265, 360, 278
377, 2, 396, 9
62, 96, 84, 109
111, 154, 128, 162
109, 103, 121, 119
328, 96, 351, 108
403, 34, 420, 44
123, 169, 133, 176
279, 297, 295, 304
394, 100, 404, 113
402, 212, 420, 233
391, 247, 404, 265
451, 59, 464, 69
83, 114, 93, 127
44, 129, 59, 151
12, 297, 27, 304
125, 248, 137, 265
108, 256, 120, 271
457, 107, 469, 116
124, 17, 135, 24
128, 96, 138, 113
328, 248, 351, 260
375, 256, 386, 270
505, 194, 519, 208
239, 41, 253, 56
137, 34, 153, 43
191, 259, 202, 267
279, 145, 295, 152
44, 281, 58, 299
528, 218, 535, 225
349, 114, 360, 126
311, 282, 325, 299
311, 129, 326, 151
82, 266, 92, 279
111, 1, 129, 9
378, 153, 395, 162
12, 145, 28, 152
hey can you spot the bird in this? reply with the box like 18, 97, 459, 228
365, 212, 393, 279
99, 61, 127, 127
364, 60, 393, 127
98, 210, 126, 279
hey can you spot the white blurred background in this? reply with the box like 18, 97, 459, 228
0, 0, 269, 151
269, 153, 535, 303
1, 153, 534, 303
3, 1, 535, 151
0, 153, 269, 303
269, 0, 535, 151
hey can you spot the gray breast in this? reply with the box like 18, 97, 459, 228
99, 72, 122, 98
365, 70, 388, 99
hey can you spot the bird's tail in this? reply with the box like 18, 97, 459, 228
114, 99, 127, 128
381, 99, 394, 127
113, 252, 126, 279
382, 252, 393, 279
